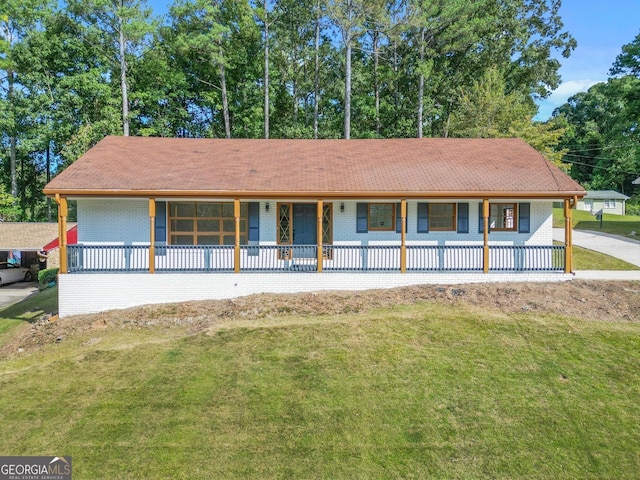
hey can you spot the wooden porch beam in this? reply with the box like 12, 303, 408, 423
400, 199, 407, 273
56, 194, 68, 274
483, 199, 489, 274
149, 198, 156, 273
317, 200, 323, 273
234, 199, 241, 273
564, 198, 573, 273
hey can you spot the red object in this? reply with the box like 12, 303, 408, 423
42, 225, 78, 252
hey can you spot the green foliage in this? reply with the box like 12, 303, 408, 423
611, 30, 640, 77
449, 67, 536, 138
0, 184, 21, 221
37, 267, 59, 287
555, 77, 640, 193
3, 0, 579, 214
447, 67, 568, 167
555, 32, 640, 193
626, 197, 640, 216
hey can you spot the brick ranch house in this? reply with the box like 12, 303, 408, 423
44, 136, 585, 317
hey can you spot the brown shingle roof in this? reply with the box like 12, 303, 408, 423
44, 136, 584, 199
0, 222, 74, 250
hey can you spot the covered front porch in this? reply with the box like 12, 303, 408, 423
55, 197, 577, 275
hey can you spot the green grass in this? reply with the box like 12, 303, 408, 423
0, 286, 58, 342
1, 302, 639, 479
554, 208, 640, 239
571, 245, 640, 270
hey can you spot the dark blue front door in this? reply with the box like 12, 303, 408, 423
293, 204, 317, 258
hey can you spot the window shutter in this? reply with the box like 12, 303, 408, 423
248, 202, 260, 242
155, 201, 167, 243
395, 203, 407, 233
357, 203, 368, 233
457, 203, 469, 233
417, 203, 429, 233
518, 202, 530, 233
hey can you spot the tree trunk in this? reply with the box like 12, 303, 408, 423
263, 0, 269, 139
8, 68, 17, 198
392, 40, 399, 112
343, 0, 355, 140
46, 141, 52, 222
344, 41, 351, 139
313, 0, 321, 139
119, 19, 130, 136
219, 61, 231, 139
417, 29, 425, 139
373, 29, 380, 137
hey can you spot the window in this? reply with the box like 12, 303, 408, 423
490, 203, 517, 231
585, 199, 593, 211
368, 203, 395, 231
169, 202, 248, 245
604, 199, 616, 209
419, 202, 468, 234
428, 203, 456, 231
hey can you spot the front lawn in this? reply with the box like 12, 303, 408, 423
0, 299, 638, 479
554, 208, 640, 239
571, 245, 640, 270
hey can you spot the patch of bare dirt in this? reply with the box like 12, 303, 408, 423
3, 280, 640, 359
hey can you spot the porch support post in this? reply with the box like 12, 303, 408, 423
56, 194, 68, 274
317, 199, 323, 272
234, 199, 241, 273
149, 198, 156, 274
400, 199, 407, 273
482, 199, 489, 274
564, 197, 573, 274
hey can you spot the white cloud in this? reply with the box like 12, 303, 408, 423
548, 79, 602, 103
535, 79, 603, 120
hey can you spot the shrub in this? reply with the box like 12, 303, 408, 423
626, 195, 640, 216
38, 268, 59, 288
626, 203, 640, 216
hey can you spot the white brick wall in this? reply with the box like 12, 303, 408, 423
77, 198, 554, 246
58, 271, 573, 318
78, 199, 150, 245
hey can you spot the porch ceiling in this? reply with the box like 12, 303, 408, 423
44, 137, 585, 199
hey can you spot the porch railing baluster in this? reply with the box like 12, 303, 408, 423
67, 244, 567, 273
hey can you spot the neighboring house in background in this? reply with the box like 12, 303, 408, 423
633, 177, 640, 186
576, 191, 630, 216
44, 136, 585, 317
0, 222, 77, 273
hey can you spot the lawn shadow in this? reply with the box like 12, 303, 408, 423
0, 286, 58, 323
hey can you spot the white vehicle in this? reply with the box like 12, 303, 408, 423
0, 262, 33, 286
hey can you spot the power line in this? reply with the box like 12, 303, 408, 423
561, 157, 639, 176
564, 143, 638, 155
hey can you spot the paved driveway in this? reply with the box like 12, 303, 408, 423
0, 282, 39, 310
553, 228, 640, 280
553, 229, 640, 267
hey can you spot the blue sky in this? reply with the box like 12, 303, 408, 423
535, 0, 639, 120
149, 0, 638, 122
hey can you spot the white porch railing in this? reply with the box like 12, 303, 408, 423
67, 244, 566, 273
